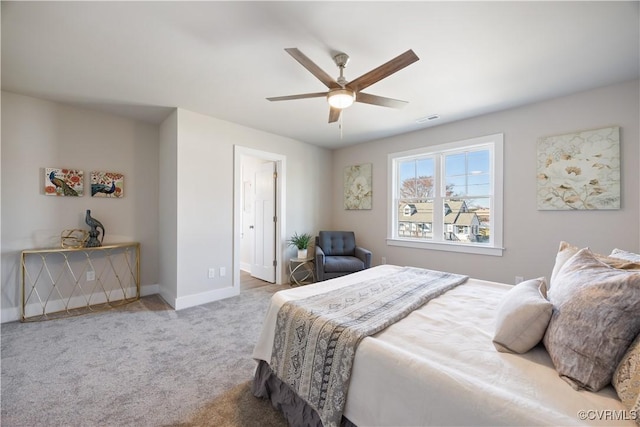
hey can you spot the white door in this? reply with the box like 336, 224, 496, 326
251, 161, 276, 282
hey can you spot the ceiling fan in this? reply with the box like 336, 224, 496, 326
267, 48, 420, 123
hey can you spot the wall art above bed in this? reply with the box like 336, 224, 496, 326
536, 126, 620, 210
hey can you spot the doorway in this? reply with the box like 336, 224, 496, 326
233, 146, 286, 290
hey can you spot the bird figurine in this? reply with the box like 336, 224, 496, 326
85, 209, 105, 247
49, 171, 78, 196
91, 181, 116, 197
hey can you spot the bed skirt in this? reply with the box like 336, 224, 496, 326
252, 360, 356, 427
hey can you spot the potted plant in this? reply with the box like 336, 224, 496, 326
287, 232, 312, 259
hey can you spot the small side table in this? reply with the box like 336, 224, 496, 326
289, 257, 315, 286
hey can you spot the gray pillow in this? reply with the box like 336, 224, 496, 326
493, 277, 552, 354
612, 334, 640, 424
543, 248, 640, 391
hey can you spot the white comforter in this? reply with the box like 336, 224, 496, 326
253, 265, 634, 426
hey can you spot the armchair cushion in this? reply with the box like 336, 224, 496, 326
324, 256, 365, 273
318, 231, 356, 256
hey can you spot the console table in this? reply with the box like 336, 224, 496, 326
20, 242, 140, 322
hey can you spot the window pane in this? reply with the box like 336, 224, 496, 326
470, 197, 491, 243
443, 198, 490, 244
399, 161, 416, 198
445, 149, 491, 197
446, 176, 466, 196
445, 153, 465, 176
415, 158, 435, 198
445, 153, 466, 196
399, 158, 434, 200
468, 150, 489, 174
397, 199, 433, 239
468, 173, 490, 196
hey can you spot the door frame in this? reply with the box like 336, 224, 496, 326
233, 145, 286, 288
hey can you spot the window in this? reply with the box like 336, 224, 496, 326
387, 133, 503, 256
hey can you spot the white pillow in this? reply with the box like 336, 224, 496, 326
610, 248, 640, 263
550, 241, 579, 286
493, 277, 552, 354
550, 242, 640, 288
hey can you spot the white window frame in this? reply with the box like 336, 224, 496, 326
387, 133, 504, 256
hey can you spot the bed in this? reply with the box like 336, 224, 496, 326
252, 245, 640, 427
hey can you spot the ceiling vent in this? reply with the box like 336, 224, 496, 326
416, 114, 440, 123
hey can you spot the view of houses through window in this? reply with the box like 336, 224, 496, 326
395, 144, 492, 244
398, 199, 490, 242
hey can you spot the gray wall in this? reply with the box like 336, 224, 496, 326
1, 91, 160, 321
1, 94, 333, 321
330, 79, 640, 284
158, 108, 332, 309
3, 79, 638, 321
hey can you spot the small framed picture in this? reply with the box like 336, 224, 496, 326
45, 168, 84, 197
91, 171, 124, 198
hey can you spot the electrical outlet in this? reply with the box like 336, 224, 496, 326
86, 271, 95, 281
381, 256, 387, 264
208, 268, 215, 279
220, 267, 226, 277
515, 276, 524, 284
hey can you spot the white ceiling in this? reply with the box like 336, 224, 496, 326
2, 1, 639, 149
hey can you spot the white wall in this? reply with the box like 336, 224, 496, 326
1, 91, 160, 322
158, 108, 332, 309
158, 110, 178, 305
330, 80, 640, 285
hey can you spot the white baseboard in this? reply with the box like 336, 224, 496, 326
1, 283, 161, 323
173, 286, 240, 311
1, 307, 20, 324
1, 284, 240, 322
141, 283, 160, 297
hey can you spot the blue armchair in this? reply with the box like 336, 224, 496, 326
315, 231, 372, 281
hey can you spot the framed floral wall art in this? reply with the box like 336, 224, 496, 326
45, 167, 84, 196
344, 163, 372, 210
91, 171, 124, 198
536, 126, 620, 210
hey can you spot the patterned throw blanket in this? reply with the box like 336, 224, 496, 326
270, 267, 468, 427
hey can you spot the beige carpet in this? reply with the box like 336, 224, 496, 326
2, 285, 289, 426
173, 381, 287, 427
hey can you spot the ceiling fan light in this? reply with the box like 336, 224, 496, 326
327, 89, 355, 109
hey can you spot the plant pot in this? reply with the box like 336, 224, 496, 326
297, 249, 308, 259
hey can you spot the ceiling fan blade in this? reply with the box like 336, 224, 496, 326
356, 92, 409, 109
267, 92, 328, 102
347, 49, 419, 92
328, 107, 341, 123
285, 48, 341, 90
